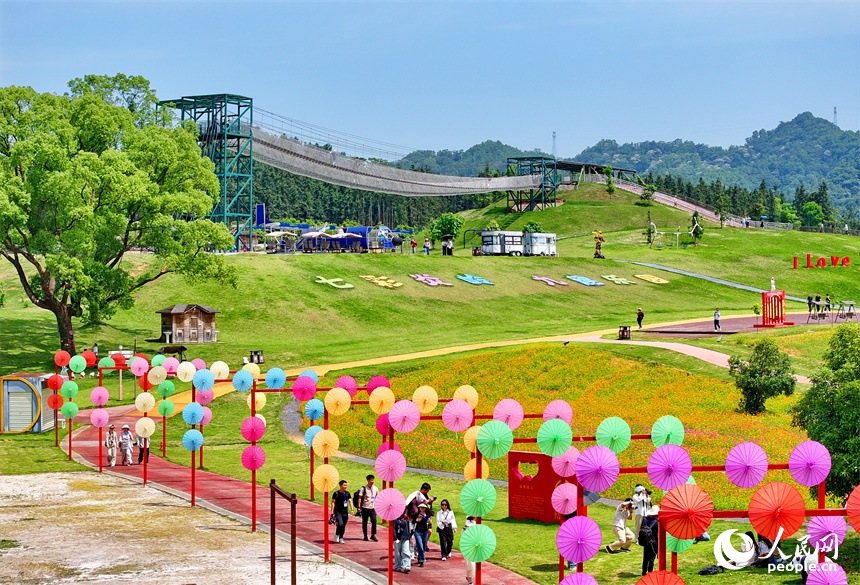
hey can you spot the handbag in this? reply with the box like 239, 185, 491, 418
328, 514, 336, 525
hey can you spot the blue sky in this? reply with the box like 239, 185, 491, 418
1, 1, 858, 158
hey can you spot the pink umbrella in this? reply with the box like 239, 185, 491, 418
375, 449, 407, 482
575, 446, 620, 492
807, 516, 847, 552
292, 376, 317, 401
241, 445, 266, 470
543, 400, 573, 424
196, 389, 215, 406
192, 358, 207, 371
389, 400, 421, 433
552, 482, 580, 515
162, 357, 180, 374
130, 357, 149, 376
442, 399, 474, 432
493, 398, 524, 430
561, 573, 599, 585
807, 562, 848, 585
557, 516, 602, 564
648, 444, 693, 491
336, 375, 359, 397
377, 442, 402, 457
90, 409, 109, 428
241, 416, 266, 442
90, 386, 109, 406
552, 447, 580, 478
200, 406, 213, 426
376, 413, 392, 436
789, 440, 832, 487
366, 375, 390, 395
375, 488, 406, 521
725, 442, 769, 488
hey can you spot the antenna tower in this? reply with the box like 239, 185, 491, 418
552, 131, 557, 159
834, 107, 837, 126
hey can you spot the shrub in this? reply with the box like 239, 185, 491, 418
728, 338, 796, 414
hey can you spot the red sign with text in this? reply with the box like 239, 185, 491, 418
508, 450, 567, 524
794, 254, 851, 269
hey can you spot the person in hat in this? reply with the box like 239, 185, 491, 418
632, 484, 652, 540
104, 424, 118, 467
119, 424, 134, 466
638, 505, 660, 575
606, 499, 635, 554
413, 502, 433, 567
636, 308, 645, 330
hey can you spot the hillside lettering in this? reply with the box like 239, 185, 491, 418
793, 255, 851, 269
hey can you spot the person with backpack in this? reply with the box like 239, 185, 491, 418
330, 480, 354, 543
632, 484, 652, 540
356, 474, 379, 542
393, 510, 413, 574
638, 505, 659, 576
414, 503, 433, 567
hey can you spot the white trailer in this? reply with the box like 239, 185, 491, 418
481, 231, 524, 256
524, 233, 557, 257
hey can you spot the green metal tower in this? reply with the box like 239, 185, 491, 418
505, 156, 559, 212
159, 94, 254, 251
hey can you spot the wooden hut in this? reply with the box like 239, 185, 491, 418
156, 304, 220, 344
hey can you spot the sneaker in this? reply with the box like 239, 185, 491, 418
605, 546, 617, 554
370, 535, 378, 542
363, 537, 369, 541
620, 548, 631, 553
419, 562, 424, 568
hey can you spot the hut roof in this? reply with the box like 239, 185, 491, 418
155, 304, 220, 315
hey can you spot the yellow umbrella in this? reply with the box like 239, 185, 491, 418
313, 464, 340, 492
464, 458, 490, 481
246, 392, 267, 412
369, 387, 396, 415
147, 366, 168, 386
464, 425, 482, 454
312, 429, 340, 458
135, 392, 156, 414
324, 387, 351, 416
135, 416, 156, 438
242, 362, 261, 379
210, 361, 230, 379
454, 385, 479, 409
176, 361, 196, 383
255, 413, 267, 427
412, 385, 438, 414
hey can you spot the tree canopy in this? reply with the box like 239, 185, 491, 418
728, 338, 796, 414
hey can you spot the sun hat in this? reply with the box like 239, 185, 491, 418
418, 503, 427, 508
109, 424, 115, 428
635, 486, 645, 493
122, 424, 129, 429
647, 505, 660, 516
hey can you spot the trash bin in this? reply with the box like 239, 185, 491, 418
250, 350, 265, 364
618, 326, 631, 340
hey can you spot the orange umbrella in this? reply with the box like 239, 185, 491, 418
369, 387, 396, 415
464, 458, 490, 481
636, 570, 687, 585
324, 387, 351, 416
847, 485, 860, 534
312, 429, 339, 459
748, 481, 806, 539
661, 483, 714, 540
453, 385, 479, 409
312, 464, 340, 492
412, 385, 438, 414
464, 425, 482, 454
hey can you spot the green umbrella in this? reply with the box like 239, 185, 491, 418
157, 399, 175, 417
98, 356, 116, 370
60, 401, 79, 419
158, 380, 176, 398
69, 355, 87, 373
151, 354, 166, 367
60, 381, 79, 399
652, 415, 685, 447
460, 523, 497, 563
476, 420, 514, 460
596, 417, 631, 454
537, 418, 573, 457
666, 534, 694, 553
460, 479, 497, 517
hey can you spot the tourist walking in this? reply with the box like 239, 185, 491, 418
638, 506, 660, 575
136, 433, 150, 464
632, 485, 652, 540
636, 308, 645, 330
358, 474, 379, 542
119, 424, 135, 466
807, 294, 814, 312
713, 308, 721, 331
414, 503, 433, 567
464, 516, 477, 585
436, 499, 457, 561
606, 499, 635, 553
104, 423, 118, 467
410, 238, 417, 254
393, 511, 413, 574
423, 238, 431, 255
330, 480, 354, 543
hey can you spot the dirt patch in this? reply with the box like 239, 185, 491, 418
0, 472, 372, 584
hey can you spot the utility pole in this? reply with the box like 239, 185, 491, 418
833, 107, 837, 126
552, 131, 557, 160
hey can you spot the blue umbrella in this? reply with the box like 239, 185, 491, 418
305, 425, 323, 447
183, 402, 205, 425
299, 369, 319, 383
192, 369, 215, 391
305, 399, 325, 421
232, 370, 254, 392
265, 367, 287, 390
182, 429, 204, 451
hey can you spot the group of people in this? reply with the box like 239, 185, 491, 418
406, 238, 445, 255
807, 293, 832, 312
103, 423, 150, 467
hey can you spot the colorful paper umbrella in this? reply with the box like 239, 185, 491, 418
557, 516, 602, 563
139, 375, 154, 392
265, 367, 287, 389
69, 355, 87, 373
375, 449, 407, 482
464, 458, 490, 481
374, 413, 392, 436
60, 402, 79, 419
552, 482, 580, 515
596, 417, 631, 454
134, 352, 149, 362
846, 485, 860, 534
312, 429, 339, 458
464, 425, 482, 454
335, 375, 358, 397
807, 562, 848, 585
135, 392, 155, 414
176, 361, 196, 383
242, 445, 266, 470
366, 375, 389, 394
377, 442, 402, 457
388, 400, 421, 433
312, 464, 339, 492
81, 350, 97, 367
60, 381, 79, 399
651, 415, 685, 447
648, 444, 693, 491
543, 400, 573, 424
636, 570, 686, 585
210, 361, 230, 379
292, 376, 317, 401
200, 407, 213, 426
191, 358, 206, 371
90, 386, 109, 406
157, 399, 175, 417
724, 442, 769, 488
748, 481, 806, 539
575, 446, 620, 492
232, 370, 254, 392
493, 398, 524, 430
324, 387, 352, 416
182, 429, 204, 451
807, 516, 847, 552
300, 369, 320, 383
47, 374, 64, 391
151, 354, 166, 367
162, 357, 180, 374
460, 479, 497, 517
305, 399, 324, 421
255, 414, 267, 427
130, 356, 149, 376
155, 380, 174, 398
197, 389, 214, 406
552, 447, 580, 478
453, 384, 479, 409
368, 387, 396, 415
459, 524, 496, 563
192, 369, 215, 392
246, 392, 266, 411
560, 572, 599, 585
661, 483, 714, 540
537, 418, 573, 457
412, 385, 438, 414
242, 362, 261, 379
304, 425, 323, 447
147, 366, 167, 385
90, 409, 109, 428
136, 417, 156, 437
183, 402, 205, 425
476, 420, 514, 459
789, 440, 832, 487
47, 394, 64, 410
666, 534, 694, 553
375, 488, 406, 521
442, 399, 474, 432
241, 416, 266, 442
54, 350, 71, 367
111, 353, 129, 366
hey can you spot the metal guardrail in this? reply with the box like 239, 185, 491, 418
269, 480, 298, 585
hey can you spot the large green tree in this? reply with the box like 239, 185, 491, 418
0, 79, 236, 353
728, 338, 796, 414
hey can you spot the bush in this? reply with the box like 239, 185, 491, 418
522, 221, 543, 234
728, 338, 795, 414
486, 219, 500, 231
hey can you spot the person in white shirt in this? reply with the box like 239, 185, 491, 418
119, 425, 134, 466
463, 516, 477, 584
435, 499, 458, 561
632, 485, 652, 540
358, 474, 380, 542
606, 499, 635, 553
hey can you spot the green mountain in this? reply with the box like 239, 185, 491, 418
396, 140, 546, 177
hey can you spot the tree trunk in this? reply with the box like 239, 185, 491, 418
54, 304, 77, 355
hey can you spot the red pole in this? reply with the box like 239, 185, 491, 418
310, 449, 315, 501
559, 478, 566, 582
191, 448, 196, 507
271, 481, 276, 585
818, 481, 826, 565
388, 518, 394, 585
199, 424, 204, 469
658, 519, 666, 571
576, 477, 584, 573
98, 426, 103, 474
476, 448, 482, 585
54, 364, 58, 447
252, 380, 257, 532
324, 409, 329, 561
143, 436, 148, 486
162, 415, 167, 458
671, 552, 677, 573
68, 398, 72, 461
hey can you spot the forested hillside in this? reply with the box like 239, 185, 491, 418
396, 140, 545, 177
